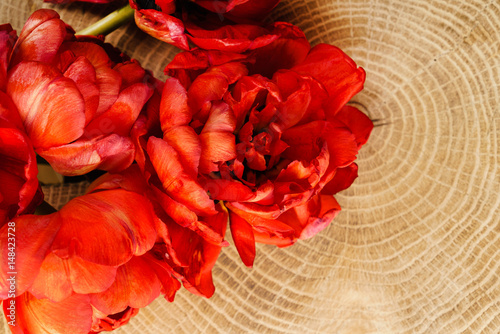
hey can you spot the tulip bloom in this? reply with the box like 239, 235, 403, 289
130, 0, 280, 51
0, 182, 165, 333
2, 10, 158, 176
141, 23, 373, 267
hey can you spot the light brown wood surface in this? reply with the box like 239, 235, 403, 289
2, 0, 500, 333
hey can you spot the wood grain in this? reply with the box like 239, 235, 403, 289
1, 0, 500, 333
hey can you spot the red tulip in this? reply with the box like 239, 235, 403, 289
0, 90, 42, 227
130, 0, 280, 51
147, 23, 373, 267
2, 10, 158, 176
0, 182, 165, 332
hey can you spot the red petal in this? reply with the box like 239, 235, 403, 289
134, 9, 189, 50
7, 61, 86, 149
10, 9, 66, 67
63, 56, 99, 125
160, 78, 192, 131
186, 22, 278, 53
163, 126, 201, 177
91, 307, 139, 333
250, 22, 310, 77
281, 120, 358, 168
0, 215, 60, 299
90, 256, 161, 315
142, 253, 181, 302
51, 189, 157, 266
37, 134, 135, 176
147, 137, 217, 216
299, 195, 341, 240
68, 256, 117, 294
29, 252, 72, 302
321, 163, 359, 195
114, 60, 146, 88
6, 293, 93, 334
229, 211, 255, 267
61, 42, 122, 116
85, 83, 153, 137
200, 177, 254, 202
292, 44, 365, 115
332, 105, 373, 148
199, 131, 236, 174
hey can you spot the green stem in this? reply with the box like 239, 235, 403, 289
35, 201, 57, 215
76, 4, 135, 36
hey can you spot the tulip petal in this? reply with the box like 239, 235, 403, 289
0, 215, 60, 299
91, 307, 139, 333
10, 9, 66, 67
163, 126, 201, 177
69, 256, 117, 294
200, 177, 254, 202
160, 78, 192, 131
61, 42, 122, 116
229, 211, 256, 267
6, 293, 93, 334
299, 195, 341, 240
51, 189, 157, 266
333, 105, 374, 148
250, 22, 310, 77
90, 256, 161, 315
321, 163, 359, 195
37, 134, 135, 176
199, 131, 236, 174
281, 120, 358, 168
186, 22, 278, 53
292, 44, 366, 115
85, 83, 153, 137
148, 136, 216, 216
63, 56, 99, 125
29, 252, 72, 302
7, 61, 86, 149
134, 9, 189, 50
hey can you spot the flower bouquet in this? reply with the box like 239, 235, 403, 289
1, 1, 372, 332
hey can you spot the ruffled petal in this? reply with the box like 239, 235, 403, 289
10, 9, 66, 67
7, 61, 86, 149
90, 256, 161, 315
186, 22, 278, 53
292, 44, 366, 115
249, 22, 310, 78
51, 189, 157, 266
6, 293, 92, 334
160, 78, 192, 131
29, 252, 72, 302
229, 210, 255, 267
332, 105, 373, 148
0, 215, 60, 299
147, 136, 216, 216
37, 134, 135, 176
85, 82, 153, 137
321, 163, 359, 195
133, 9, 189, 50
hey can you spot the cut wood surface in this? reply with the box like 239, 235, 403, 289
2, 0, 500, 333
